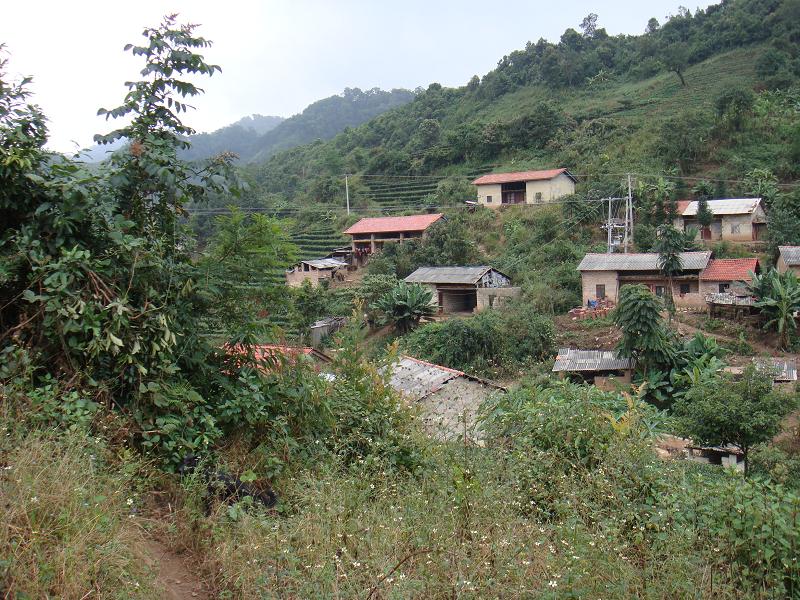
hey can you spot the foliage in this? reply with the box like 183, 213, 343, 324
0, 431, 161, 597
371, 281, 436, 334
750, 267, 800, 348
674, 365, 797, 474
402, 302, 555, 376
655, 224, 685, 316
614, 284, 674, 372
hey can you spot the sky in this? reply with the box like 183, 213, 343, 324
2, 1, 713, 153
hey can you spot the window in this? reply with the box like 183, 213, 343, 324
486, 195, 492, 203
535, 192, 543, 203
719, 283, 730, 293
679, 283, 691, 295
654, 286, 665, 297
596, 284, 606, 299
731, 223, 741, 234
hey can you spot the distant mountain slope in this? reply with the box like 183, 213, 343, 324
247, 88, 415, 163
250, 0, 800, 208
82, 88, 414, 164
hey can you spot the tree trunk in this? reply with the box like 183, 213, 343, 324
672, 69, 687, 87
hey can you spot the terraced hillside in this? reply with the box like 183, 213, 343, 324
289, 225, 349, 261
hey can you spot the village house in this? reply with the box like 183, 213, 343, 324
386, 355, 504, 441
578, 251, 712, 308
285, 258, 347, 287
672, 198, 767, 242
343, 213, 443, 261
404, 265, 517, 314
552, 348, 635, 391
777, 246, 800, 275
699, 257, 759, 295
472, 168, 576, 208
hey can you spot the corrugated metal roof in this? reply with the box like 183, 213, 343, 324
552, 348, 634, 372
472, 168, 576, 185
779, 246, 800, 266
680, 198, 761, 216
343, 213, 443, 235
756, 358, 798, 382
577, 252, 711, 272
404, 266, 503, 285
386, 356, 503, 400
387, 356, 463, 401
301, 258, 347, 269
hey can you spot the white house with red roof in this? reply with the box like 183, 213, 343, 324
343, 213, 443, 254
471, 168, 576, 208
672, 198, 766, 242
699, 258, 760, 295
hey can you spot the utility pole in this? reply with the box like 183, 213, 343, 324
345, 174, 350, 215
607, 196, 613, 253
623, 173, 633, 253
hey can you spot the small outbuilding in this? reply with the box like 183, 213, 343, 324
387, 355, 505, 441
285, 258, 348, 287
552, 348, 635, 390
778, 246, 800, 276
404, 266, 517, 314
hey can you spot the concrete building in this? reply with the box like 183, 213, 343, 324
386, 355, 504, 441
343, 213, 443, 255
577, 252, 712, 308
673, 198, 766, 242
552, 348, 635, 390
285, 258, 347, 288
472, 168, 576, 208
404, 266, 516, 314
699, 258, 759, 295
778, 246, 800, 275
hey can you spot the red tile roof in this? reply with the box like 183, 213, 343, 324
472, 168, 575, 185
343, 213, 443, 235
700, 258, 760, 281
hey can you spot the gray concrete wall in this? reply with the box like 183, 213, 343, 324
476, 286, 521, 311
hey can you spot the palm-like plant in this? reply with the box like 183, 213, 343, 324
752, 268, 800, 349
372, 282, 436, 334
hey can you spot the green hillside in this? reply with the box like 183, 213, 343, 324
247, 0, 800, 212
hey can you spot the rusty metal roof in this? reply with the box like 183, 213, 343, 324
404, 266, 507, 285
343, 213, 443, 235
577, 252, 711, 272
680, 198, 761, 216
755, 358, 797, 382
779, 246, 800, 267
552, 348, 634, 372
472, 168, 576, 185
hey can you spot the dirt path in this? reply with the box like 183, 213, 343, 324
142, 538, 211, 600
672, 315, 776, 355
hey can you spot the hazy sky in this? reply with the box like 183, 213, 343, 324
3, 1, 712, 152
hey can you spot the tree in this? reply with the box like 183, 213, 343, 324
662, 43, 690, 86
655, 224, 685, 320
750, 268, 800, 349
645, 17, 660, 34
614, 284, 675, 373
646, 177, 675, 224
692, 180, 714, 231
715, 86, 755, 133
580, 13, 599, 38
674, 365, 797, 475
744, 168, 780, 206
372, 282, 436, 334
766, 192, 800, 256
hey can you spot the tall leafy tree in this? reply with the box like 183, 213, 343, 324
655, 224, 685, 320
674, 365, 797, 475
614, 284, 675, 373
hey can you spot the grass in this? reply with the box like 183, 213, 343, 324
0, 429, 161, 598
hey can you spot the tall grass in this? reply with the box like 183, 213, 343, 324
0, 429, 160, 598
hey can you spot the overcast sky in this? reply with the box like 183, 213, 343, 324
3, 1, 712, 152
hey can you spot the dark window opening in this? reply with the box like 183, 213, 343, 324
596, 284, 606, 299
486, 195, 492, 203
719, 283, 730, 293
679, 283, 691, 295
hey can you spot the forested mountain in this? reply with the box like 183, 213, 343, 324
248, 0, 800, 209
84, 88, 415, 164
